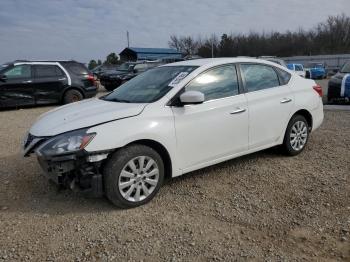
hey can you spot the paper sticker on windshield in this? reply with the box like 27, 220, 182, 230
168, 72, 189, 87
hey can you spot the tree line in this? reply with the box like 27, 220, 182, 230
88, 14, 350, 69
88, 52, 121, 69
168, 14, 350, 58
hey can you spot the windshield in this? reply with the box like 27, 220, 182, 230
118, 63, 135, 71
340, 62, 350, 73
306, 63, 324, 68
102, 66, 198, 103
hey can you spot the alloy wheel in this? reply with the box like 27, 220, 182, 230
290, 121, 308, 151
118, 156, 159, 202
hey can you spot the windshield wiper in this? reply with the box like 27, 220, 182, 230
110, 98, 131, 103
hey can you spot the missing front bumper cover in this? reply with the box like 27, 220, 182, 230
37, 152, 107, 197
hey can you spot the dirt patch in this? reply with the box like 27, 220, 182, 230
0, 107, 349, 261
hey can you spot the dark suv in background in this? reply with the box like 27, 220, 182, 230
99, 61, 164, 91
327, 61, 350, 103
0, 60, 97, 108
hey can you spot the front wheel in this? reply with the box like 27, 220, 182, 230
282, 115, 309, 156
104, 144, 164, 208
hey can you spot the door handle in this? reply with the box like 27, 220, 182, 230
58, 78, 66, 81
22, 80, 32, 84
230, 108, 246, 114
280, 98, 292, 104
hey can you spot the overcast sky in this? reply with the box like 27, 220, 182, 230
0, 0, 348, 63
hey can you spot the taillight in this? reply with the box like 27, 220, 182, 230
87, 74, 95, 82
313, 84, 323, 97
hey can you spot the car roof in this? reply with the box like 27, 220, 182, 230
12, 60, 82, 66
162, 57, 284, 68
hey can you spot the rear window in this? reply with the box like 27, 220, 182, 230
34, 65, 64, 78
294, 65, 303, 71
62, 62, 89, 75
276, 68, 291, 85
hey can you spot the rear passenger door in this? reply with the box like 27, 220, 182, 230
239, 63, 294, 149
33, 65, 68, 104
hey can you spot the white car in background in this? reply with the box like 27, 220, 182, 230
23, 58, 324, 208
287, 63, 306, 78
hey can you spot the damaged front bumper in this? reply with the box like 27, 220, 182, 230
36, 151, 110, 197
23, 133, 110, 197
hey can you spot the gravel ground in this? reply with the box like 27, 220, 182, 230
0, 104, 349, 261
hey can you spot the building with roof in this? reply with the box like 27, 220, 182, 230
119, 47, 183, 61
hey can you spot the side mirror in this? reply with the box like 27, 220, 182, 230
0, 75, 7, 82
180, 91, 205, 105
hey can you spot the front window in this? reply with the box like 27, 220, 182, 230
102, 66, 197, 103
4, 65, 31, 79
341, 62, 350, 73
185, 65, 239, 101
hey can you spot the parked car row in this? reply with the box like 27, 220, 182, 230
258, 57, 330, 80
99, 61, 166, 91
0, 60, 97, 108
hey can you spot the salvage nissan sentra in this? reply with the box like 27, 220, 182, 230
23, 58, 324, 208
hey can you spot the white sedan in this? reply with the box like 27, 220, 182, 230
23, 58, 324, 208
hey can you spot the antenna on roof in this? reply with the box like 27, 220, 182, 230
126, 31, 130, 48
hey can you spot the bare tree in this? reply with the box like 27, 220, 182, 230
168, 35, 200, 55
170, 14, 350, 59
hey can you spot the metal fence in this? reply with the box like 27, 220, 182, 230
282, 54, 350, 70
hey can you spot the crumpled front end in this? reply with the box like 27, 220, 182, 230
23, 131, 111, 197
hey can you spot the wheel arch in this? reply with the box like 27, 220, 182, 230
126, 139, 173, 179
291, 109, 313, 131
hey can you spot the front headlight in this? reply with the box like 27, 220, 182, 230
37, 129, 95, 156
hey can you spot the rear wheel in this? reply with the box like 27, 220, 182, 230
282, 115, 309, 156
63, 89, 83, 104
104, 144, 164, 208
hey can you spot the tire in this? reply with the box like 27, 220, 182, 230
104, 144, 164, 208
63, 89, 83, 104
282, 115, 309, 156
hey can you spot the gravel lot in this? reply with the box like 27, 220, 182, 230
0, 97, 349, 261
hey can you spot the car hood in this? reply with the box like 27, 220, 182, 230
30, 98, 147, 137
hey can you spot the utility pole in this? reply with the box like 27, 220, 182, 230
211, 41, 214, 58
127, 31, 130, 48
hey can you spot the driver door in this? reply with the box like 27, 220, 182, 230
171, 64, 249, 172
0, 64, 35, 107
